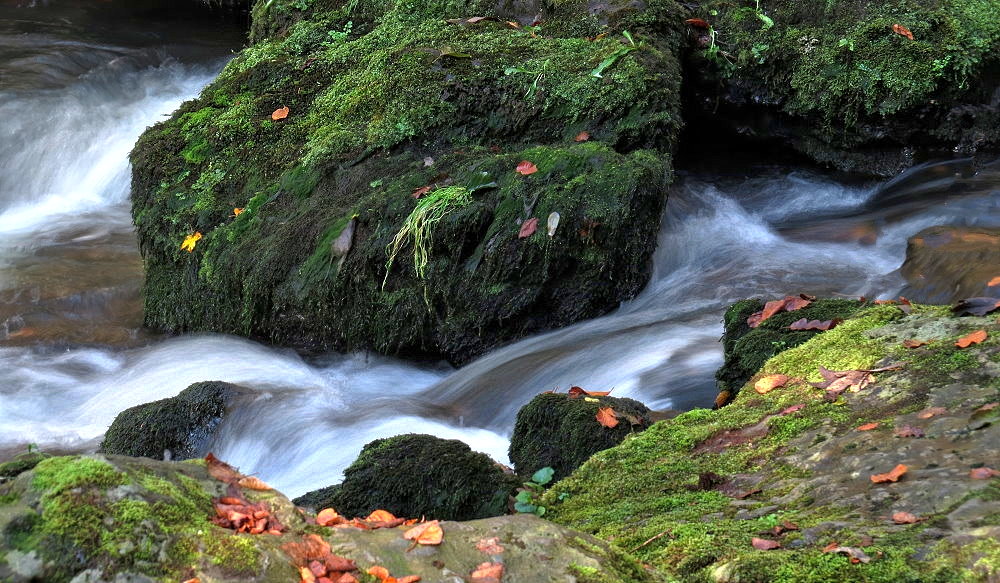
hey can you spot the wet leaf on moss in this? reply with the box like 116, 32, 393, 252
747, 295, 812, 327
685, 18, 711, 28
751, 537, 780, 550
870, 463, 907, 483
516, 160, 538, 175
902, 339, 927, 348
824, 543, 871, 563
892, 24, 914, 40
956, 329, 987, 348
596, 406, 619, 428
788, 318, 840, 331
519, 217, 538, 239
272, 106, 290, 120
574, 131, 590, 142
180, 231, 202, 253
754, 374, 789, 394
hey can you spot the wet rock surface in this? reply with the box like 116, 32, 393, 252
901, 225, 1000, 304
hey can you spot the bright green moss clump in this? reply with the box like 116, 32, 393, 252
130, 0, 685, 364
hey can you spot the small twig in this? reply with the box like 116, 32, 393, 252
631, 529, 673, 552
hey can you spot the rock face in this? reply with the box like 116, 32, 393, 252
129, 0, 686, 364
901, 225, 1000, 304
685, 0, 1000, 176
295, 434, 520, 521
509, 392, 652, 480
0, 454, 655, 583
99, 380, 243, 460
544, 304, 1000, 582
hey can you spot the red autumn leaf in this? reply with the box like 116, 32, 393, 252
518, 217, 539, 239
403, 520, 443, 545
685, 17, 711, 28
470, 562, 504, 583
970, 467, 1000, 479
989, 276, 1000, 287
596, 406, 619, 428
893, 425, 924, 438
892, 23, 914, 40
476, 537, 505, 554
917, 406, 947, 419
205, 453, 243, 483
272, 106, 290, 120
515, 160, 538, 175
956, 329, 987, 348
411, 186, 431, 199
574, 131, 590, 142
754, 374, 789, 395
870, 463, 908, 484
891, 511, 923, 524
568, 386, 612, 397
953, 297, 1000, 316
751, 537, 781, 550
902, 339, 927, 348
857, 422, 879, 431
747, 295, 813, 327
779, 404, 806, 415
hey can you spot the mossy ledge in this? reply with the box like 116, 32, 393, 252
685, 0, 1000, 176
130, 0, 686, 364
543, 303, 1000, 582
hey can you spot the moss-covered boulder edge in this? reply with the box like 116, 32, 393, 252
0, 454, 658, 583
541, 302, 1000, 582
685, 0, 1000, 176
130, 0, 685, 364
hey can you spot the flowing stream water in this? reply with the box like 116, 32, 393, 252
2, 1, 999, 499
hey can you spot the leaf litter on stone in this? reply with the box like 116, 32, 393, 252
870, 464, 908, 484
970, 467, 1000, 479
917, 406, 947, 419
893, 425, 924, 438
403, 520, 443, 546
891, 511, 923, 524
823, 542, 872, 563
470, 562, 504, 583
856, 422, 879, 431
953, 297, 1000, 316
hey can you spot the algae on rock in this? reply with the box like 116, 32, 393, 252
130, 0, 686, 364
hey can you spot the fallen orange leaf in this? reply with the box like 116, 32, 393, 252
317, 508, 345, 527
574, 131, 590, 142
272, 106, 290, 120
300, 566, 318, 583
180, 231, 202, 253
515, 160, 538, 175
988, 276, 1000, 287
902, 339, 927, 348
403, 520, 443, 545
891, 511, 922, 524
233, 207, 244, 217
568, 386, 612, 397
754, 374, 789, 395
870, 464, 908, 484
685, 18, 711, 28
238, 476, 271, 490
366, 509, 397, 523
596, 406, 619, 428
917, 406, 947, 419
857, 422, 879, 431
470, 561, 504, 582
956, 329, 987, 348
367, 566, 390, 581
970, 467, 1000, 479
181, 579, 200, 583
892, 23, 914, 40
397, 577, 421, 583
475, 537, 505, 554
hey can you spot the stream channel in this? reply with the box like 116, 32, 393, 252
2, 0, 999, 498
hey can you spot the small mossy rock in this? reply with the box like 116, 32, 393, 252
715, 298, 868, 399
0, 454, 654, 583
543, 305, 1000, 582
901, 225, 1000, 304
686, 0, 1000, 176
129, 0, 686, 365
100, 380, 244, 460
509, 392, 652, 480
0, 452, 48, 481
298, 434, 520, 520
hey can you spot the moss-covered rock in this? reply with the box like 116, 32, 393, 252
129, 0, 686, 364
509, 392, 653, 481
0, 453, 48, 482
715, 298, 868, 401
1, 454, 652, 582
295, 434, 520, 520
99, 380, 244, 460
685, 0, 1000, 175
541, 303, 1000, 582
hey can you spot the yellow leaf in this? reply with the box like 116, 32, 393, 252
233, 207, 245, 217
583, 397, 599, 403
180, 231, 202, 253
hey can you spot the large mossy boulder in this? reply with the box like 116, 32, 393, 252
543, 304, 1000, 582
901, 225, 1000, 304
509, 392, 652, 480
715, 298, 868, 402
99, 380, 243, 460
129, 0, 686, 364
0, 454, 656, 583
685, 0, 1000, 176
294, 434, 520, 521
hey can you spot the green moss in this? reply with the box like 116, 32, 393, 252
204, 533, 263, 574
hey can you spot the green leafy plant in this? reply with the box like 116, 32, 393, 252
383, 186, 472, 288
514, 466, 555, 516
504, 63, 547, 99
591, 31, 639, 78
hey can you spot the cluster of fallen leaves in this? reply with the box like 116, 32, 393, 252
283, 534, 359, 583
205, 454, 286, 535
746, 294, 814, 328
809, 364, 902, 400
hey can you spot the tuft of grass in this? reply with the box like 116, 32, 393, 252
383, 185, 471, 287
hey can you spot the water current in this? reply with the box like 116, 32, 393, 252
2, 1, 999, 498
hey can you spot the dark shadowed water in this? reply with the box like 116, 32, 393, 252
1, 1, 998, 498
